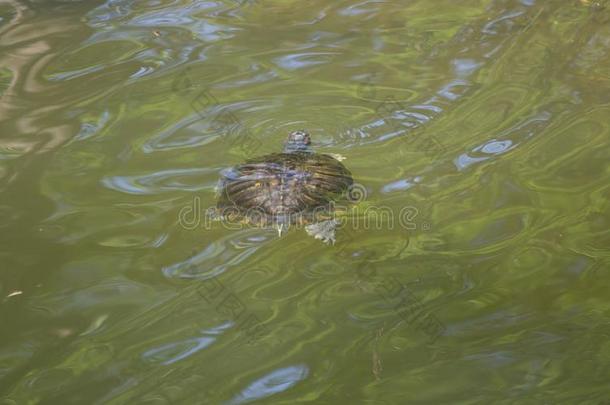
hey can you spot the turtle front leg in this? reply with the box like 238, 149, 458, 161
305, 219, 339, 245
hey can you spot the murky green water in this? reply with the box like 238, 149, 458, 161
1, 0, 609, 403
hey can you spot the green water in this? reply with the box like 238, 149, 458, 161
1, 0, 610, 403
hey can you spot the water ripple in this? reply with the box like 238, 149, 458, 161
102, 168, 216, 195
162, 229, 272, 280
273, 52, 338, 70
143, 336, 216, 365
227, 364, 309, 404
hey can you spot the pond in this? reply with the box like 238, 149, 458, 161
1, 0, 609, 403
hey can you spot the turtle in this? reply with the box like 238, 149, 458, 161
214, 130, 354, 244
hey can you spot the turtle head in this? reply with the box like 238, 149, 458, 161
283, 130, 312, 153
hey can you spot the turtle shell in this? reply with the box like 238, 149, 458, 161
216, 152, 353, 226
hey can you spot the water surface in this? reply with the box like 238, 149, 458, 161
1, 0, 610, 403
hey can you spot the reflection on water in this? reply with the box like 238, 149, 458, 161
228, 364, 309, 405
1, 0, 610, 403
